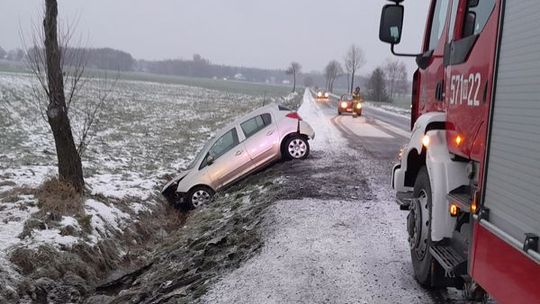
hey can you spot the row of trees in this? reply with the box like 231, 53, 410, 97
365, 60, 408, 102
2, 45, 290, 84
142, 54, 289, 83
0, 47, 26, 61
320, 45, 408, 102
1, 46, 134, 71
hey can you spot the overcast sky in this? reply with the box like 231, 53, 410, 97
1, 0, 430, 75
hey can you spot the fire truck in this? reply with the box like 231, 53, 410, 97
379, 0, 540, 302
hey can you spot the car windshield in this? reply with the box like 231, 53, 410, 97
342, 95, 353, 100
186, 137, 214, 170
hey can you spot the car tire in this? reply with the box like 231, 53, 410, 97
409, 167, 444, 287
283, 135, 310, 160
338, 111, 341, 115
186, 185, 215, 209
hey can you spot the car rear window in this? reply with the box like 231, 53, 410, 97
261, 113, 272, 126
241, 115, 268, 138
278, 105, 292, 111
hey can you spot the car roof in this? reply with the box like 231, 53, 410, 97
213, 103, 279, 138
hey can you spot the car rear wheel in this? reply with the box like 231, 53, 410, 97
283, 135, 310, 160
187, 186, 215, 209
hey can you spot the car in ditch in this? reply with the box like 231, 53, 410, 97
337, 94, 362, 117
162, 104, 315, 209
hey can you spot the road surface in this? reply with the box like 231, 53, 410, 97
202, 91, 477, 304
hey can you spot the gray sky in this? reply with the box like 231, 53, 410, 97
1, 0, 430, 75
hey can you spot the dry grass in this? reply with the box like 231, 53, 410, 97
0, 186, 35, 203
36, 177, 83, 217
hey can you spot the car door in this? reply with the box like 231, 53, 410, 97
240, 113, 279, 166
202, 127, 251, 189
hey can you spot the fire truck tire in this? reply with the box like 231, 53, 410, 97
409, 166, 444, 287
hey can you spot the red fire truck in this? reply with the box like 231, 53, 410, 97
379, 0, 540, 302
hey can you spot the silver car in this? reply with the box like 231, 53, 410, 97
162, 104, 315, 209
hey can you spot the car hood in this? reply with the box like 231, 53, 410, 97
161, 170, 190, 193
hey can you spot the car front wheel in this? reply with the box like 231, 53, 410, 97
283, 135, 310, 160
186, 186, 215, 209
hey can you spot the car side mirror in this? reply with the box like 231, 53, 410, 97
379, 4, 404, 44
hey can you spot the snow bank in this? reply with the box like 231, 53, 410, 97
364, 102, 411, 118
298, 90, 348, 153
85, 199, 130, 235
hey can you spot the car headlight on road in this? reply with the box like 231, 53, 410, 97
324, 92, 329, 98
356, 103, 362, 109
317, 92, 322, 97
341, 102, 347, 108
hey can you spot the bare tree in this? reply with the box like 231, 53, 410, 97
344, 44, 366, 93
0, 46, 6, 59
383, 59, 407, 100
285, 62, 301, 93
324, 60, 343, 92
25, 0, 114, 192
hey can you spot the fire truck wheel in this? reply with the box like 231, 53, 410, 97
409, 166, 444, 287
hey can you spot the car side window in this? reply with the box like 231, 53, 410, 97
209, 128, 239, 159
241, 114, 271, 139
427, 0, 451, 51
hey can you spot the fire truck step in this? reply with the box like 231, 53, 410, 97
447, 185, 472, 212
396, 192, 414, 211
430, 244, 467, 276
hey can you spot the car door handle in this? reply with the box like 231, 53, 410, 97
235, 150, 243, 156
266, 130, 274, 136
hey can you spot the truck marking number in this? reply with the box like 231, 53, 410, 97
449, 73, 481, 106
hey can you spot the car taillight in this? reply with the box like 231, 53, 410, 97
286, 112, 302, 120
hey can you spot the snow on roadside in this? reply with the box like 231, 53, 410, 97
298, 90, 348, 153
85, 199, 130, 236
364, 101, 411, 118
85, 173, 157, 201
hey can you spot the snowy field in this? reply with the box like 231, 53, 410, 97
0, 70, 298, 299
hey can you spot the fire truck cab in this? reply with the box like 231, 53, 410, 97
380, 0, 540, 302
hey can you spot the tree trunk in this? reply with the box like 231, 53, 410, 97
292, 71, 296, 93
44, 0, 84, 192
350, 70, 355, 93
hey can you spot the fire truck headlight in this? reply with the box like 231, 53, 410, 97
422, 135, 430, 148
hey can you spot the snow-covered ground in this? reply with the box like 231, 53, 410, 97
201, 90, 448, 303
364, 101, 411, 118
0, 71, 284, 300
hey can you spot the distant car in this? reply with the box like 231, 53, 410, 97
337, 94, 362, 116
162, 104, 315, 209
316, 90, 330, 101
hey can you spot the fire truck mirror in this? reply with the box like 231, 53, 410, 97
379, 4, 404, 45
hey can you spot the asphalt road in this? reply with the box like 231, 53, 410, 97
202, 91, 484, 304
